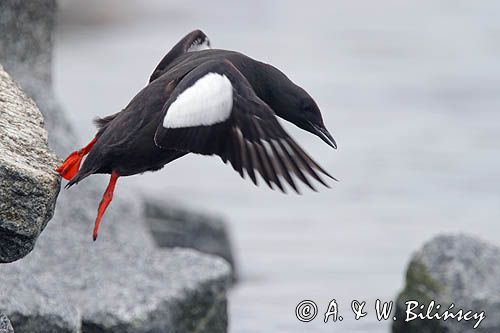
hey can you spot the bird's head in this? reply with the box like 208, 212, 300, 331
238, 59, 336, 148
291, 91, 337, 149
258, 64, 337, 149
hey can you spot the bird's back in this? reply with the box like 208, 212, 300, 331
72, 48, 318, 181
75, 73, 185, 179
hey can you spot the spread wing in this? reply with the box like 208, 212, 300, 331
149, 29, 211, 83
154, 59, 335, 193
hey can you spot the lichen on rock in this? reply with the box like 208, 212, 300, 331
393, 234, 500, 333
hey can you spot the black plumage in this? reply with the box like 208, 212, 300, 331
56, 30, 337, 240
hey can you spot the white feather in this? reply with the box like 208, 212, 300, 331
187, 38, 211, 52
163, 73, 233, 128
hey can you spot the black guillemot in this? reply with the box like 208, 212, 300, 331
56, 30, 337, 241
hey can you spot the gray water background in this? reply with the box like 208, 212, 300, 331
54, 1, 500, 331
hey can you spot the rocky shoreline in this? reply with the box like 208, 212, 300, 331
0, 1, 235, 332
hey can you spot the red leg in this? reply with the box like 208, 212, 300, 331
93, 171, 119, 241
56, 137, 97, 180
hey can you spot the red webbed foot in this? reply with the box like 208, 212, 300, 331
56, 137, 97, 180
56, 150, 83, 180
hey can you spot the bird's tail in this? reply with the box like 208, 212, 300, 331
65, 167, 97, 189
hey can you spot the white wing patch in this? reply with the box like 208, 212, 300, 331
163, 73, 233, 128
187, 37, 211, 52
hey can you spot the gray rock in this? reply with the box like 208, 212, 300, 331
77, 248, 229, 333
0, 313, 14, 333
0, 0, 74, 152
0, 1, 231, 332
0, 66, 60, 263
144, 198, 237, 278
393, 234, 499, 333
0, 267, 81, 333
1, 187, 231, 332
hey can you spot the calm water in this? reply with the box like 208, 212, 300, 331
54, 1, 500, 331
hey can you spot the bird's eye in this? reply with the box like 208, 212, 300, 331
301, 99, 315, 113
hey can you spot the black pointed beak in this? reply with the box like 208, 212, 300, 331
311, 122, 337, 149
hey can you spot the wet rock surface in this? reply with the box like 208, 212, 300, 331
393, 234, 499, 333
0, 66, 60, 263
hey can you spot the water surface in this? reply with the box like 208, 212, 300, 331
55, 1, 500, 331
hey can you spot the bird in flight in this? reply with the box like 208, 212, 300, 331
56, 30, 337, 241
